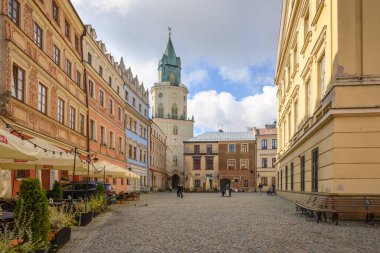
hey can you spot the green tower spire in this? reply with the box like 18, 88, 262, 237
158, 27, 181, 85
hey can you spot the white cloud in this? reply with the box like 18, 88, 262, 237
183, 69, 209, 87
71, 0, 282, 86
219, 67, 251, 84
188, 86, 277, 133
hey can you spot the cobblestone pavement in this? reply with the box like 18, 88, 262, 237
60, 193, 380, 253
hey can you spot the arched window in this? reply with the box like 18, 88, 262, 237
169, 72, 175, 84
173, 155, 178, 166
158, 103, 164, 117
183, 106, 186, 119
172, 103, 178, 119
173, 125, 178, 135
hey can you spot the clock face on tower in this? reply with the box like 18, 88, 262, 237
158, 93, 163, 98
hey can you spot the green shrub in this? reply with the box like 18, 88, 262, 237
49, 205, 76, 230
51, 181, 63, 201
15, 178, 50, 246
95, 184, 104, 195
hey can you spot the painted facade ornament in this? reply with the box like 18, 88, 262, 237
48, 62, 58, 79
29, 112, 38, 126
29, 67, 38, 109
50, 86, 57, 119
23, 4, 34, 39
6, 48, 11, 92
26, 42, 39, 63
1, 0, 7, 14
5, 22, 12, 41
46, 29, 54, 57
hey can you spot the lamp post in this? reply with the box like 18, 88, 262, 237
86, 154, 98, 198
257, 172, 260, 192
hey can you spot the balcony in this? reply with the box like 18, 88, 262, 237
152, 114, 194, 121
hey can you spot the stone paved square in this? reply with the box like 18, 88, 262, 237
61, 193, 380, 253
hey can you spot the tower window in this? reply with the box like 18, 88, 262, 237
169, 72, 175, 84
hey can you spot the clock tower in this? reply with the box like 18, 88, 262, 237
151, 29, 194, 188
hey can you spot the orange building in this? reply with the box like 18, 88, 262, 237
82, 25, 128, 193
0, 0, 87, 195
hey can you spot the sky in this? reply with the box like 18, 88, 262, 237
71, 0, 282, 135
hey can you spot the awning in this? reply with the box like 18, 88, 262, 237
0, 137, 86, 171
72, 161, 139, 179
0, 128, 38, 161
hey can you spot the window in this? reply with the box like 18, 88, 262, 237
194, 145, 200, 154
109, 77, 112, 86
303, 10, 309, 42
34, 23, 43, 49
100, 126, 106, 145
285, 166, 288, 190
206, 144, 212, 154
194, 179, 201, 188
112, 178, 116, 185
79, 114, 85, 135
57, 98, 64, 124
144, 109, 147, 117
133, 121, 137, 132
294, 101, 298, 131
110, 131, 114, 149
261, 139, 268, 149
241, 144, 248, 153
241, 159, 249, 170
75, 35, 80, 53
290, 162, 294, 191
158, 103, 163, 117
138, 104, 142, 113
272, 139, 277, 149
52, 0, 59, 23
293, 43, 297, 70
312, 148, 319, 192
38, 83, 47, 114
88, 52, 92, 65
262, 158, 267, 168
261, 177, 268, 186
132, 97, 135, 107
206, 157, 213, 170
99, 90, 104, 106
99, 66, 103, 77
272, 158, 276, 168
227, 159, 236, 170
75, 72, 82, 87
300, 156, 305, 191
228, 144, 235, 153
280, 170, 283, 190
128, 144, 132, 158
90, 119, 95, 141
8, 0, 20, 25
121, 178, 124, 185
66, 59, 72, 78
173, 126, 178, 135
171, 103, 178, 118
125, 91, 129, 101
64, 19, 70, 40
271, 177, 276, 186
306, 79, 311, 116
319, 54, 326, 99
109, 99, 113, 114
12, 64, 24, 101
89, 80, 94, 97
133, 147, 136, 159
53, 45, 60, 65
118, 107, 122, 121
193, 157, 200, 170
69, 107, 75, 130
119, 137, 123, 153
243, 180, 249, 188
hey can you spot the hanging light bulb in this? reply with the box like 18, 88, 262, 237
34, 144, 38, 151
52, 151, 56, 158
60, 152, 63, 158
20, 136, 25, 145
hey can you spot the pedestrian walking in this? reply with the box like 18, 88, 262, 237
271, 183, 276, 196
258, 184, 263, 194
221, 188, 225, 197
169, 185, 172, 193
177, 185, 181, 197
179, 185, 184, 198
229, 185, 232, 197
225, 184, 230, 197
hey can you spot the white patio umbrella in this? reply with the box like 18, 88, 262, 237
0, 128, 38, 161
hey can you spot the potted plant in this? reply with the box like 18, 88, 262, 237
14, 179, 50, 252
73, 199, 92, 226
49, 205, 76, 249
0, 200, 34, 252
88, 194, 107, 217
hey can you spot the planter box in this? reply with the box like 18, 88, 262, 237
75, 211, 93, 226
33, 247, 49, 253
51, 226, 71, 249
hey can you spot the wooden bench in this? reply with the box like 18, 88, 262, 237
296, 196, 330, 223
327, 196, 380, 225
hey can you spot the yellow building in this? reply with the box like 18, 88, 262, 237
254, 124, 277, 192
149, 121, 168, 191
275, 0, 380, 201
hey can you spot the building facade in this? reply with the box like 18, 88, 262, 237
121, 59, 150, 192
184, 132, 256, 192
0, 0, 87, 196
149, 121, 168, 191
82, 25, 128, 193
275, 0, 380, 201
254, 124, 277, 192
151, 31, 194, 187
